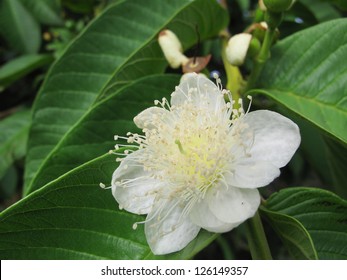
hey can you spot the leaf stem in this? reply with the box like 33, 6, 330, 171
245, 210, 272, 260
243, 26, 276, 93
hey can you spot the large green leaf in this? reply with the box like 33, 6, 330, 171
24, 0, 228, 195
260, 207, 317, 259
0, 151, 216, 260
264, 187, 347, 259
27, 74, 179, 193
0, 109, 31, 180
0, 0, 41, 54
251, 19, 347, 145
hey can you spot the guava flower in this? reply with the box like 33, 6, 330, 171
110, 73, 300, 255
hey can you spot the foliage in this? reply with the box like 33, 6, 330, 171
0, 0, 346, 260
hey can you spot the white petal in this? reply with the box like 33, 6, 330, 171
190, 198, 242, 233
242, 110, 301, 168
179, 72, 207, 84
145, 198, 200, 255
208, 184, 260, 224
112, 151, 161, 215
133, 106, 170, 130
171, 72, 225, 114
224, 159, 280, 188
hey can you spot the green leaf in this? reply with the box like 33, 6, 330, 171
0, 0, 41, 54
295, 118, 333, 184
0, 151, 216, 260
260, 207, 317, 260
21, 0, 63, 26
0, 55, 53, 90
330, 0, 347, 11
276, 107, 333, 185
27, 74, 180, 194
24, 0, 228, 195
264, 187, 347, 259
61, 0, 95, 14
300, 0, 341, 22
0, 165, 18, 201
0, 109, 31, 180
324, 137, 347, 198
251, 19, 347, 145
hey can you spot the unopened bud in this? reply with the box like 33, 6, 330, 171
225, 33, 252, 66
158, 29, 189, 69
258, 0, 267, 11
263, 0, 295, 13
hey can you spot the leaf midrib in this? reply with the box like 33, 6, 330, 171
29, 0, 127, 111
0, 227, 148, 249
25, 0, 193, 194
257, 88, 347, 113
261, 207, 318, 260
25, 78, 146, 195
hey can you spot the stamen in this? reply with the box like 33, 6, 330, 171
99, 182, 112, 189
246, 95, 253, 113
175, 139, 186, 154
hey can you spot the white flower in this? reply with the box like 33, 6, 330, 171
226, 33, 252, 66
111, 73, 300, 255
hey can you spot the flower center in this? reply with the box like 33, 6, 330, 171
138, 94, 238, 202
112, 79, 252, 204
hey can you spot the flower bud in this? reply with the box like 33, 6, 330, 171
263, 0, 295, 13
258, 0, 267, 11
158, 29, 189, 69
225, 33, 252, 66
